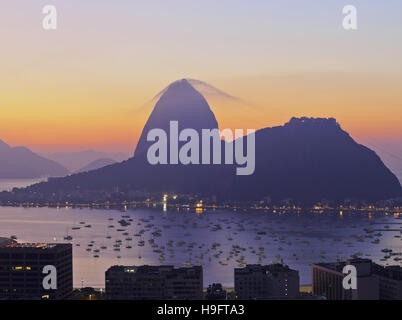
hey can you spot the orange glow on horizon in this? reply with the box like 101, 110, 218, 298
1, 72, 402, 155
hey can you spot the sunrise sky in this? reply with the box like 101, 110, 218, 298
1, 1, 401, 177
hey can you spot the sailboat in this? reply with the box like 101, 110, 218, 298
64, 228, 72, 241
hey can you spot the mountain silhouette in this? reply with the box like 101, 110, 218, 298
152, 79, 238, 102
3, 79, 402, 203
222, 117, 402, 202
134, 79, 219, 158
44, 150, 128, 172
0, 140, 69, 179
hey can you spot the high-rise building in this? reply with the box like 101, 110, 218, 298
311, 258, 379, 300
0, 242, 73, 300
105, 265, 203, 300
373, 264, 402, 300
234, 264, 300, 299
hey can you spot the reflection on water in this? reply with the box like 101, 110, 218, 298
0, 178, 46, 191
0, 206, 401, 288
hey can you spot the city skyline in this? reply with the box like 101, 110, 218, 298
1, 1, 402, 305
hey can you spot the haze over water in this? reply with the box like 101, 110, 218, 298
0, 206, 401, 288
0, 178, 46, 192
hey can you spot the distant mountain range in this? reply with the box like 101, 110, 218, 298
75, 158, 117, 173
0, 140, 69, 179
43, 150, 129, 172
2, 79, 402, 203
0, 140, 127, 179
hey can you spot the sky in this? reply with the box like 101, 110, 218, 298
0, 1, 401, 177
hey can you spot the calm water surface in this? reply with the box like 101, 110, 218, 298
0, 206, 401, 288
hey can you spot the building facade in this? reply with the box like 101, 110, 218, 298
312, 259, 379, 300
0, 242, 73, 300
234, 264, 300, 299
105, 265, 203, 300
373, 264, 402, 300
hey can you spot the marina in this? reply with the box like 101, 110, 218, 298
0, 206, 402, 288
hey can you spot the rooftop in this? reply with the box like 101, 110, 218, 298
0, 242, 69, 250
107, 265, 202, 275
235, 264, 298, 275
374, 264, 402, 281
312, 258, 375, 277
0, 237, 14, 247
313, 258, 372, 272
